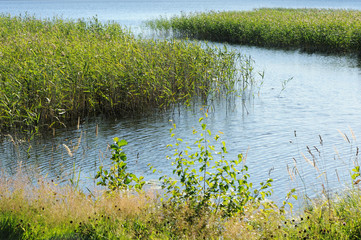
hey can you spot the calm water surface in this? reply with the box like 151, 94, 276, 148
1, 0, 361, 202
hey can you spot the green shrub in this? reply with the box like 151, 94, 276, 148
95, 138, 145, 192
159, 114, 273, 218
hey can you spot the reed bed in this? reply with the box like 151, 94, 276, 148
0, 14, 246, 134
147, 8, 361, 54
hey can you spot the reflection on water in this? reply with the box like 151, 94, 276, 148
1, 0, 361, 203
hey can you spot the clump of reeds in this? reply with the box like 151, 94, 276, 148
146, 8, 361, 54
0, 14, 249, 134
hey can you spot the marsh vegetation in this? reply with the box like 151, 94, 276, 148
147, 8, 361, 54
2, 6, 361, 239
0, 15, 254, 135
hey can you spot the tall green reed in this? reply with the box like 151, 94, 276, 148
0, 14, 249, 135
146, 8, 361, 54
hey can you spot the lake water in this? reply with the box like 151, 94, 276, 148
1, 0, 361, 203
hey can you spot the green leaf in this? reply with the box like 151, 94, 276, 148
352, 166, 360, 172
351, 173, 360, 180
118, 139, 128, 147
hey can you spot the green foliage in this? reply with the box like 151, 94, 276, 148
351, 165, 361, 184
4, 135, 361, 239
160, 114, 273, 217
280, 188, 297, 214
0, 215, 24, 240
95, 137, 145, 191
147, 8, 361, 54
0, 14, 245, 134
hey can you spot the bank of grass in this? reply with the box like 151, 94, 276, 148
147, 8, 361, 54
1, 168, 361, 239
2, 126, 361, 239
0, 14, 246, 134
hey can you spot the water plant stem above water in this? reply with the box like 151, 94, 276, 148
0, 14, 250, 134
146, 8, 361, 54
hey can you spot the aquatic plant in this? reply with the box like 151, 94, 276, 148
0, 14, 247, 134
147, 8, 361, 54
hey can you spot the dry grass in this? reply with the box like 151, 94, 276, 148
1, 164, 278, 239
0, 165, 156, 239
2, 128, 361, 239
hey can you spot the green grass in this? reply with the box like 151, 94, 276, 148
2, 167, 361, 239
3, 10, 361, 239
0, 14, 249, 134
146, 8, 361, 54
2, 126, 361, 239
